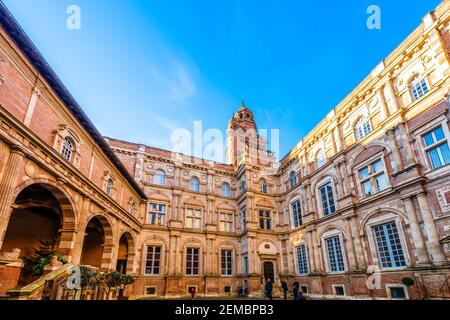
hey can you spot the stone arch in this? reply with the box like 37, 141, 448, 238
349, 141, 392, 169
80, 214, 114, 272
319, 224, 349, 241
116, 231, 136, 275
312, 173, 339, 191
359, 207, 409, 237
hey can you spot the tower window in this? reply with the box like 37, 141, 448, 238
61, 136, 74, 161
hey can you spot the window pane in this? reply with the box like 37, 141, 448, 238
359, 167, 369, 179
362, 181, 373, 196
423, 132, 435, 147
433, 127, 445, 141
375, 174, 389, 192
325, 236, 345, 272
372, 160, 383, 173
427, 148, 443, 169
296, 245, 308, 275
373, 222, 406, 269
439, 143, 450, 165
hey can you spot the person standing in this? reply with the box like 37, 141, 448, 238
293, 282, 300, 300
190, 287, 196, 300
281, 279, 289, 300
265, 278, 273, 300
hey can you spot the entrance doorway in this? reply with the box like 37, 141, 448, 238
263, 261, 275, 283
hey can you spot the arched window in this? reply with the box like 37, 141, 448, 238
355, 117, 372, 141
61, 136, 74, 161
260, 180, 268, 193
316, 150, 327, 169
130, 201, 137, 215
410, 76, 429, 101
189, 176, 200, 192
105, 178, 114, 196
153, 170, 166, 186
289, 171, 297, 188
221, 183, 231, 197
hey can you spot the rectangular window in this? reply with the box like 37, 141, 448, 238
411, 78, 429, 100
373, 222, 406, 269
333, 285, 345, 296
358, 159, 389, 197
220, 212, 234, 232
221, 250, 233, 276
422, 126, 450, 170
145, 246, 161, 275
186, 247, 199, 275
291, 200, 303, 228
186, 208, 202, 229
259, 210, 272, 230
389, 286, 407, 299
296, 244, 308, 275
325, 236, 345, 272
319, 182, 336, 216
146, 203, 166, 225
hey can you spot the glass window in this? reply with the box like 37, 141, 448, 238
221, 250, 233, 275
259, 210, 272, 230
390, 287, 407, 299
146, 203, 166, 225
186, 247, 199, 275
145, 246, 161, 275
325, 236, 345, 272
243, 256, 249, 275
296, 244, 308, 275
291, 200, 303, 228
220, 212, 234, 232
358, 159, 389, 197
260, 180, 268, 193
61, 137, 74, 161
289, 171, 297, 188
189, 177, 200, 192
355, 117, 372, 141
221, 183, 231, 197
411, 77, 429, 101
105, 178, 114, 196
422, 126, 450, 170
316, 151, 327, 168
153, 170, 166, 186
373, 222, 406, 269
186, 208, 202, 229
319, 182, 336, 216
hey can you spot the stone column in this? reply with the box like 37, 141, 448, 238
334, 162, 345, 199
333, 123, 344, 153
339, 161, 350, 196
349, 216, 366, 269
378, 85, 390, 120
386, 128, 404, 172
0, 146, 26, 251
416, 193, 447, 264
312, 229, 322, 272
344, 218, 357, 271
402, 197, 430, 265
386, 78, 400, 112
397, 122, 416, 165
306, 231, 316, 273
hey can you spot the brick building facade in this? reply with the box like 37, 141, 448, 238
0, 1, 450, 299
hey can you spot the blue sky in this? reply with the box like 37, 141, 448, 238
3, 0, 442, 161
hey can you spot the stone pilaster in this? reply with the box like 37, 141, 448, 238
0, 146, 26, 251
344, 217, 357, 271
402, 197, 431, 265
386, 128, 404, 172
416, 193, 447, 264
349, 216, 366, 269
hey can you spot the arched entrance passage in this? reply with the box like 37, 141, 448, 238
1, 183, 76, 286
116, 232, 135, 274
80, 215, 114, 272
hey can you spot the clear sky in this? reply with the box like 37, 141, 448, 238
3, 0, 443, 162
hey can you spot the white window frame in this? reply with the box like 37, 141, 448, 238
332, 284, 346, 297
321, 231, 347, 274
316, 179, 338, 217
185, 207, 203, 229
260, 180, 268, 193
153, 170, 166, 186
421, 125, 450, 171
219, 211, 234, 233
290, 198, 303, 228
144, 245, 162, 276
221, 182, 232, 197
295, 243, 309, 276
414, 116, 450, 175
364, 213, 410, 270
189, 176, 200, 192
354, 153, 391, 199
221, 249, 233, 276
354, 117, 372, 141
289, 171, 297, 188
410, 76, 429, 101
146, 202, 167, 225
386, 284, 409, 300
61, 136, 75, 161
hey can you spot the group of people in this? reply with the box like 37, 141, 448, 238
265, 278, 306, 301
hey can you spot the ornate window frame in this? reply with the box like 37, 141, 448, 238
52, 124, 82, 168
